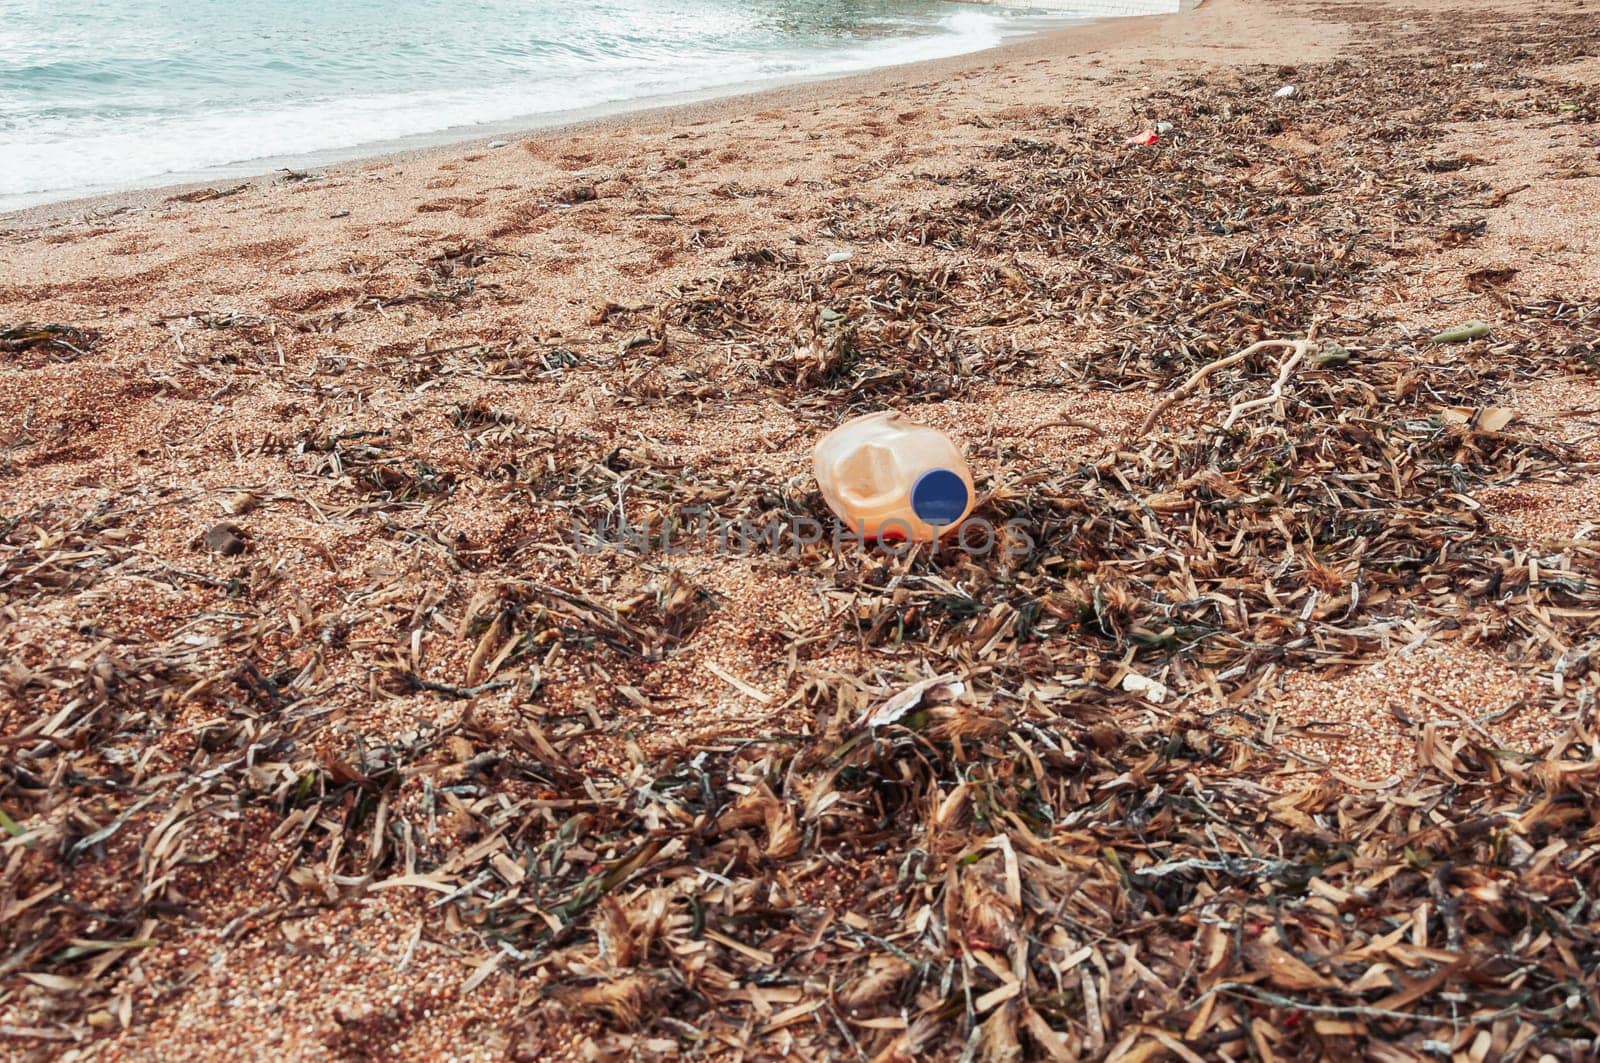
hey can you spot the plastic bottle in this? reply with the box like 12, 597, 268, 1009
813, 410, 975, 542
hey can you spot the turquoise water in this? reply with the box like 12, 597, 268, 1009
0, 0, 1065, 211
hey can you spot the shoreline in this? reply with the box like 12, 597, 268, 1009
1, 7, 1179, 231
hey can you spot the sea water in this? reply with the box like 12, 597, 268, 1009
0, 0, 1069, 212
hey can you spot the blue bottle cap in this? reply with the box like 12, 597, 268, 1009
911, 469, 969, 526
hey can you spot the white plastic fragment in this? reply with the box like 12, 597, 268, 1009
1120, 672, 1171, 704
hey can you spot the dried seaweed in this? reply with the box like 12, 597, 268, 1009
0, 323, 99, 366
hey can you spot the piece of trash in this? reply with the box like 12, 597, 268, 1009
1124, 128, 1159, 147
1120, 672, 1171, 704
1429, 320, 1492, 343
825, 250, 853, 264
1274, 84, 1297, 98
1309, 343, 1352, 367
1154, 121, 1174, 134
865, 673, 965, 729
814, 410, 975, 542
328, 209, 350, 219
1441, 406, 1518, 432
487, 139, 510, 149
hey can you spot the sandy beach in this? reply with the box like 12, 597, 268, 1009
3, 0, 1599, 1057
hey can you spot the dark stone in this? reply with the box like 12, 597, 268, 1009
204, 522, 248, 556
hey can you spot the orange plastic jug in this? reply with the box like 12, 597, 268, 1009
813, 410, 975, 542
